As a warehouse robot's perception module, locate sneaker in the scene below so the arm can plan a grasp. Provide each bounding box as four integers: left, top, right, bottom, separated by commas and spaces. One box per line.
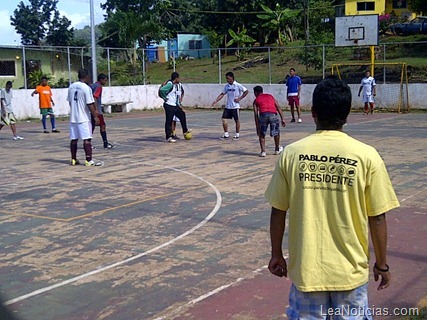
171, 135, 180, 140
43, 130, 49, 133
370, 109, 374, 114
13, 136, 24, 140
85, 159, 104, 166
104, 143, 116, 149
92, 146, 96, 149
219, 135, 230, 140
52, 129, 60, 133
275, 146, 284, 155
290, 118, 296, 123
167, 137, 177, 143
297, 118, 302, 123
233, 135, 239, 141
259, 151, 266, 157
70, 159, 80, 166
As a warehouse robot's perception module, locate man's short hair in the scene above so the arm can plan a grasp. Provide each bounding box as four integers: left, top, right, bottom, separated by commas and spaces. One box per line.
312, 76, 351, 128
98, 73, 108, 81
225, 72, 234, 79
78, 69, 89, 80
290, 68, 296, 72
253, 86, 263, 94
41, 76, 48, 81
171, 72, 179, 81
5, 81, 13, 86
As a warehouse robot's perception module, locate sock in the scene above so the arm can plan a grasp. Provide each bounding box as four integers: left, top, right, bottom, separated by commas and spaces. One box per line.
101, 131, 108, 145
83, 141, 92, 161
70, 141, 78, 160
42, 115, 47, 130
50, 116, 56, 130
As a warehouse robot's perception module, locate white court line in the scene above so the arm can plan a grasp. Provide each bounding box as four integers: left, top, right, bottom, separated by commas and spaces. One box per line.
400, 187, 426, 203
154, 257, 289, 320
5, 164, 222, 306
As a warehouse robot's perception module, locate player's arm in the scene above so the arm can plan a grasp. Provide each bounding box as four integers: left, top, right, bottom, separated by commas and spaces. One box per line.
253, 101, 260, 136
88, 102, 100, 125
212, 93, 225, 106
31, 88, 38, 96
236, 89, 248, 103
369, 213, 390, 290
358, 85, 363, 96
372, 83, 377, 96
274, 99, 286, 127
50, 91, 55, 106
268, 207, 288, 278
179, 85, 185, 107
297, 82, 301, 98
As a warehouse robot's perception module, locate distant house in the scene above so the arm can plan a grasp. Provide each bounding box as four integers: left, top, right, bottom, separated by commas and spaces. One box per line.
334, 0, 415, 19
0, 46, 87, 89
148, 33, 211, 63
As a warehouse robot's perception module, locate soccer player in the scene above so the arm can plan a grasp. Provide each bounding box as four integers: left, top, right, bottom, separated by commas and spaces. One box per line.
0, 81, 24, 140
31, 76, 60, 133
91, 73, 115, 149
253, 86, 286, 157
212, 72, 248, 140
266, 76, 399, 319
67, 69, 102, 166
159, 72, 191, 143
358, 70, 377, 115
286, 68, 302, 123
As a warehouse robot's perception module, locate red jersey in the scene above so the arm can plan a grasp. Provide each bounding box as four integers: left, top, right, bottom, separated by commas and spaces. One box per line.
254, 93, 277, 114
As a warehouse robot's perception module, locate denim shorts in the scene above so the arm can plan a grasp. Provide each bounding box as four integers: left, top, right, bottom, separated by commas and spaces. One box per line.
287, 283, 373, 320
259, 112, 280, 137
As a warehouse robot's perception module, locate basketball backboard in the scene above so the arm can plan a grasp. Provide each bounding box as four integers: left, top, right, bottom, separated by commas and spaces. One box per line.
335, 14, 379, 47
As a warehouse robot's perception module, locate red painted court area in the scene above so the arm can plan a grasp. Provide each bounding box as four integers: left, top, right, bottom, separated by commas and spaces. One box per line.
0, 110, 425, 320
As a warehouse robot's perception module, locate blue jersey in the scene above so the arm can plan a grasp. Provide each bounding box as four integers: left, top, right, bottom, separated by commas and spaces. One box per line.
286, 75, 302, 96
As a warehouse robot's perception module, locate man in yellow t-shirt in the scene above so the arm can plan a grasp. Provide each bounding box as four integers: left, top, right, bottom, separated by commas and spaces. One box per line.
265, 76, 400, 319
31, 77, 60, 133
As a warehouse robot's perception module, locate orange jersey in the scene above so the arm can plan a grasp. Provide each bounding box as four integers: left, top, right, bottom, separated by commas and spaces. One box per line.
35, 85, 53, 108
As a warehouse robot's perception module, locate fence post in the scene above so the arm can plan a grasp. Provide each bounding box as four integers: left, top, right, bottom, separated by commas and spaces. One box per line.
268, 46, 272, 84
142, 48, 146, 85
107, 48, 111, 86
383, 44, 386, 84
173, 51, 176, 72
67, 47, 72, 86
218, 49, 222, 84
322, 45, 326, 79
22, 46, 27, 89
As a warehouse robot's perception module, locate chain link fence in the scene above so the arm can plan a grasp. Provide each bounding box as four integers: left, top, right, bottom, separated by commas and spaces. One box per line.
0, 41, 426, 89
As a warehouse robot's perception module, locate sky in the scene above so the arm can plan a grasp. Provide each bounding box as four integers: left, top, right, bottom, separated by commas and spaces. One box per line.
0, 0, 106, 45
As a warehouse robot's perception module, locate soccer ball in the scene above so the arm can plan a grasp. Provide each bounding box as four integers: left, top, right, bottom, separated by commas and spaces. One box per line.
184, 131, 192, 140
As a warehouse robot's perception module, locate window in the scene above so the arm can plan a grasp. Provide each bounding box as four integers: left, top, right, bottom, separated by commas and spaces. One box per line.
0, 60, 16, 76
189, 40, 202, 50
357, 2, 375, 11
393, 0, 407, 9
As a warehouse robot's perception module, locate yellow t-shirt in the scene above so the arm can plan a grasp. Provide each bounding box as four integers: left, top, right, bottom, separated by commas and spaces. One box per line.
35, 85, 53, 109
265, 130, 399, 292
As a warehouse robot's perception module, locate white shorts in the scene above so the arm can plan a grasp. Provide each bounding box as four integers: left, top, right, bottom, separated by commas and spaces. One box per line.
362, 94, 374, 103
70, 121, 93, 140
173, 115, 180, 122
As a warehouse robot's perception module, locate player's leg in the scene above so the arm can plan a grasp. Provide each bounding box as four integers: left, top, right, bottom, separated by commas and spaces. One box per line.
258, 113, 268, 156
174, 107, 189, 134
41, 113, 48, 133
270, 114, 283, 154
220, 109, 231, 140
49, 109, 59, 132
233, 109, 240, 140
69, 123, 80, 164
163, 103, 175, 141
295, 97, 302, 123
369, 95, 375, 114
289, 98, 296, 122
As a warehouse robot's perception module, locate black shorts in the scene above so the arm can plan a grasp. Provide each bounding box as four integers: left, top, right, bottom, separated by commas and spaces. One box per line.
222, 108, 239, 121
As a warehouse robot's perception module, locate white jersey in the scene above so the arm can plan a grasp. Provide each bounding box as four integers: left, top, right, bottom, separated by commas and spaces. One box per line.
0, 88, 13, 113
360, 76, 376, 96
222, 81, 247, 109
67, 81, 95, 123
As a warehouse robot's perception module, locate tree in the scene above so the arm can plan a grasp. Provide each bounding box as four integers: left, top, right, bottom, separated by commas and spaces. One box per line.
257, 4, 300, 45
226, 27, 256, 60
409, 0, 427, 15
11, 0, 74, 46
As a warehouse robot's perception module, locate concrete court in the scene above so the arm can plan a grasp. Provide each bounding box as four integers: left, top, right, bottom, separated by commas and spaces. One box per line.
0, 109, 425, 320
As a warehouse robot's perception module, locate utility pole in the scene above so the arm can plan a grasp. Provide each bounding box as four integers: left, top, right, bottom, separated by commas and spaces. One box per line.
304, 0, 310, 71
90, 0, 97, 81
